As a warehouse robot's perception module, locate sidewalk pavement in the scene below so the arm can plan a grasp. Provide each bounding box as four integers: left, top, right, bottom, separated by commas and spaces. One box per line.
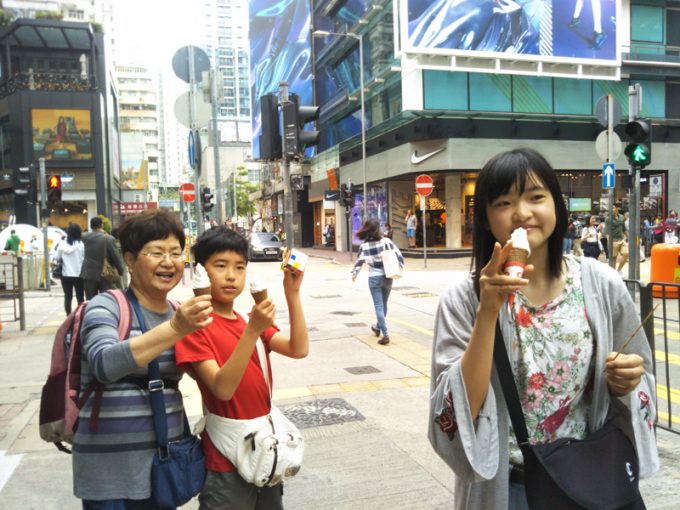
0, 253, 677, 509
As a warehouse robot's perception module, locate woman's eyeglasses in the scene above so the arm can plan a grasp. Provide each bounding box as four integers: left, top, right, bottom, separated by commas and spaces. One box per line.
141, 251, 184, 262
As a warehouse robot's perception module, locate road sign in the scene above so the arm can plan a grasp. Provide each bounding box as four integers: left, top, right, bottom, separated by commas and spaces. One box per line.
179, 183, 196, 202
174, 91, 211, 129
187, 130, 201, 171
324, 190, 340, 201
595, 130, 622, 161
602, 163, 616, 189
172, 45, 210, 83
649, 175, 662, 196
415, 174, 434, 197
595, 95, 622, 128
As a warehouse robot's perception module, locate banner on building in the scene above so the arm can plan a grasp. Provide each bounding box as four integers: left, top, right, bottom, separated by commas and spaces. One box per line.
31, 109, 93, 161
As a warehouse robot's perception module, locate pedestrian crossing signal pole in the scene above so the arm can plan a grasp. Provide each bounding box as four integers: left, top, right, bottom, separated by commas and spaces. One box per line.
39, 157, 50, 291
280, 81, 294, 250
626, 84, 644, 284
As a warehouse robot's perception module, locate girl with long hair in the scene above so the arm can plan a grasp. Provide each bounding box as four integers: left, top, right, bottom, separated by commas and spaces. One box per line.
428, 148, 658, 509
55, 223, 85, 315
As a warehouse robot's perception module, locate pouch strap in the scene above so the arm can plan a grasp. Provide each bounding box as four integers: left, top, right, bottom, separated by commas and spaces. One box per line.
492, 321, 531, 447
126, 288, 168, 450
255, 339, 272, 402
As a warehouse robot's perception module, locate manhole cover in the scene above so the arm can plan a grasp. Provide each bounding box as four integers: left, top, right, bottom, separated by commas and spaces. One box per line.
280, 398, 365, 429
310, 294, 342, 299
344, 365, 381, 375
344, 322, 367, 328
404, 291, 437, 298
330, 311, 359, 316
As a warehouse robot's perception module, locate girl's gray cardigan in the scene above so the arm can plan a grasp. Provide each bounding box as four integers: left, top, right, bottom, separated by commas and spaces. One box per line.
428, 256, 659, 509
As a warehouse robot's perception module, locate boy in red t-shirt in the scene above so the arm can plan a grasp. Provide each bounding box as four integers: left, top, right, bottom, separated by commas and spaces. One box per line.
175, 227, 309, 509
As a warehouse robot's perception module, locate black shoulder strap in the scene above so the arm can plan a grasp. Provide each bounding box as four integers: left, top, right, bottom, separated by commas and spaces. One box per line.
492, 322, 530, 447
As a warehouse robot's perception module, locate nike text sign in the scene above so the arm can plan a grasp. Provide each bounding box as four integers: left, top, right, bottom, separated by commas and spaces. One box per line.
416, 174, 434, 197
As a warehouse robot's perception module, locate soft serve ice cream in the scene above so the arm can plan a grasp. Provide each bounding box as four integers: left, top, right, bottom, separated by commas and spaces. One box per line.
192, 263, 212, 296
250, 276, 268, 304
503, 227, 531, 278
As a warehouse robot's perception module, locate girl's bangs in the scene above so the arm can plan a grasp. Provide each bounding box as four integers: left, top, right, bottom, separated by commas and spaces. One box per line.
484, 157, 543, 202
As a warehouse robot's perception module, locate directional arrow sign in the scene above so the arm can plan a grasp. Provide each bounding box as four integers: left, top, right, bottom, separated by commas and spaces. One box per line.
602, 162, 616, 189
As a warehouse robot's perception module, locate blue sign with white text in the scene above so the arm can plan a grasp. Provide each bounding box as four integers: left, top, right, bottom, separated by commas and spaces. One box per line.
602, 162, 616, 189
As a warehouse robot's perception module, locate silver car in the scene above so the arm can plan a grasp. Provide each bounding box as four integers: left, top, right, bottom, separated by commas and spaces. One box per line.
247, 232, 284, 261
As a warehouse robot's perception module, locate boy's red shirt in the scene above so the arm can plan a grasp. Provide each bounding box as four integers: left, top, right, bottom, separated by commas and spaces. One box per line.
175, 311, 279, 472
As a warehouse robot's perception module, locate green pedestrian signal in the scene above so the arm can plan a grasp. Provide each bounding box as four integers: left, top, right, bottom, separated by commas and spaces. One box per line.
624, 118, 651, 168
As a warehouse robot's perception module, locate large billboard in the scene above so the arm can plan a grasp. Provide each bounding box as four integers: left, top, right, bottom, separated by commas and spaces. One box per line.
249, 0, 313, 160
31, 109, 93, 160
402, 0, 619, 65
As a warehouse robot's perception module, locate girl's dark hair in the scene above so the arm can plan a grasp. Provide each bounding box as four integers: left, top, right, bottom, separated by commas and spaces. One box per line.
356, 219, 382, 242
472, 148, 567, 295
66, 223, 82, 245
118, 210, 185, 255
192, 226, 248, 264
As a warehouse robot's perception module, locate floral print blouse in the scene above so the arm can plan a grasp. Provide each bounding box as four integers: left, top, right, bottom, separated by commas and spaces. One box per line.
508, 255, 595, 465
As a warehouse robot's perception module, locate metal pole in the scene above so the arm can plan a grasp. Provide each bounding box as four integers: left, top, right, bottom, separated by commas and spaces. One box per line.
210, 69, 224, 225
357, 34, 367, 221
188, 47, 203, 238
421, 196, 427, 268
17, 256, 25, 331
280, 81, 294, 249
39, 158, 49, 290
233, 168, 237, 224
628, 85, 641, 283
606, 94, 614, 268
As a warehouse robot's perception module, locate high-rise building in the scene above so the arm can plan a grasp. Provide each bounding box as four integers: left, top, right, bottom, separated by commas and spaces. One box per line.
115, 64, 159, 202
2, 0, 102, 23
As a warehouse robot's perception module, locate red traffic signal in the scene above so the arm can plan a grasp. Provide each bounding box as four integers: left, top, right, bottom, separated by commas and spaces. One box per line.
47, 174, 62, 205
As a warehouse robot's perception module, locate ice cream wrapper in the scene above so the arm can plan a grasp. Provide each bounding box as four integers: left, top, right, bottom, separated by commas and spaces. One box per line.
503, 247, 529, 278
280, 248, 308, 274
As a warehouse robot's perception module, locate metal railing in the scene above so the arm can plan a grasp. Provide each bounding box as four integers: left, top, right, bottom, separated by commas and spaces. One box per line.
625, 279, 680, 435
0, 255, 25, 330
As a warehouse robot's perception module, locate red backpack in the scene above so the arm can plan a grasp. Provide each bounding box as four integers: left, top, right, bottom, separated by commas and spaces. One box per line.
39, 289, 132, 453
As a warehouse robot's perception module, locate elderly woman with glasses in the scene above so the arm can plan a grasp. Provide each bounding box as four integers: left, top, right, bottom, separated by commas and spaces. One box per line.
73, 210, 213, 509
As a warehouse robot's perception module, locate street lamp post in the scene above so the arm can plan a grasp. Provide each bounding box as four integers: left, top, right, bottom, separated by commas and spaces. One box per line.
312, 30, 367, 221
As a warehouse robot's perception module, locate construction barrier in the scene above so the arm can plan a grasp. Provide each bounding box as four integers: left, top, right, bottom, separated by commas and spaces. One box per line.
650, 243, 680, 298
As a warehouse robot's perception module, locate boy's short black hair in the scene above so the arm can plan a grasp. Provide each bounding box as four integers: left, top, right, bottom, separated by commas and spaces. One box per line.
192, 226, 248, 265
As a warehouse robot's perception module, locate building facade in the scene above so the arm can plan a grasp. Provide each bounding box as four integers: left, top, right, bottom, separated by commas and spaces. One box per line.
306, 0, 680, 251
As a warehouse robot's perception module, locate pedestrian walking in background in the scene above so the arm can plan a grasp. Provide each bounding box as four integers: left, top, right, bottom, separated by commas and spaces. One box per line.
571, 215, 583, 256
428, 148, 658, 509
3, 229, 20, 254
54, 223, 85, 315
605, 205, 628, 274
351, 219, 404, 345
642, 216, 653, 256
581, 214, 601, 259
73, 209, 213, 506
664, 210, 679, 244
80, 216, 125, 299
405, 209, 417, 248
563, 219, 575, 254
598, 217, 609, 260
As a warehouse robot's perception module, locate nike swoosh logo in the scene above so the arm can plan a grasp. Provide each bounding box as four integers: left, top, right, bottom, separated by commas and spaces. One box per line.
411, 147, 445, 165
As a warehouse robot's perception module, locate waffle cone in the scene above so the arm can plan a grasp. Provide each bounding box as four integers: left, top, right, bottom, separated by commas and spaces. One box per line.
507, 247, 529, 265
252, 290, 268, 304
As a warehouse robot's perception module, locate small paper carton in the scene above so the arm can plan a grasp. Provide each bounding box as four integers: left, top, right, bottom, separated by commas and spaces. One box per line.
280, 248, 308, 274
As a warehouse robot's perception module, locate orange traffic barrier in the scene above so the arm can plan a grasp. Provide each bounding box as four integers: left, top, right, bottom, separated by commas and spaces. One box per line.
650, 243, 680, 298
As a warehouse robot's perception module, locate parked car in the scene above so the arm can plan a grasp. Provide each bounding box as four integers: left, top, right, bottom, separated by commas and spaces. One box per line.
247, 232, 284, 261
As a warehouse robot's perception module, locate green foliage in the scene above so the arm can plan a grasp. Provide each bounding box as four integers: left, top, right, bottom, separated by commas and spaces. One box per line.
0, 9, 15, 26
98, 214, 112, 234
90, 21, 103, 33
226, 166, 258, 217
35, 11, 63, 20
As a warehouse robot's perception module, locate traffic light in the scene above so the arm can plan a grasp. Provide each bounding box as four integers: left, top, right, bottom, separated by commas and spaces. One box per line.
201, 187, 214, 212
14, 165, 37, 202
340, 183, 353, 208
259, 93, 282, 160
624, 118, 652, 168
47, 174, 62, 205
282, 93, 319, 158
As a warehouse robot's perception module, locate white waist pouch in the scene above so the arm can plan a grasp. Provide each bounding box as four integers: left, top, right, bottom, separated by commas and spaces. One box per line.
194, 340, 304, 487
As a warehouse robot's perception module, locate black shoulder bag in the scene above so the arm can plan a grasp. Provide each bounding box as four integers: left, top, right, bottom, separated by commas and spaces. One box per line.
127, 289, 206, 508
493, 322, 644, 510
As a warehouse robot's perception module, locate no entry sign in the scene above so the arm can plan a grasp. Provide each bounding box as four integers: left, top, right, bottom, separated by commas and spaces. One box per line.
179, 182, 196, 202
415, 174, 434, 197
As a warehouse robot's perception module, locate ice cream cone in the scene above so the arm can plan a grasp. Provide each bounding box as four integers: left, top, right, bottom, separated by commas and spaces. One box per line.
252, 289, 268, 304
504, 247, 529, 278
